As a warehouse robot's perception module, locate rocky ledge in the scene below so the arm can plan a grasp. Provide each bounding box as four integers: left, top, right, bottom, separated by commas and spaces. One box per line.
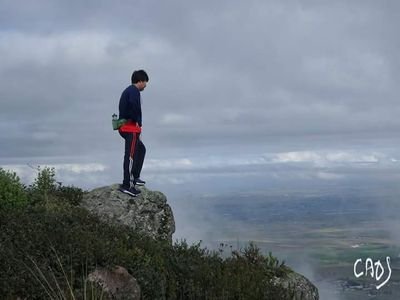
273, 272, 319, 300
81, 184, 175, 242
81, 184, 318, 299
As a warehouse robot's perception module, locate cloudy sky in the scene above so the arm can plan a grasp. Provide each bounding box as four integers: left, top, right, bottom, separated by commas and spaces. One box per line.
1, 0, 400, 194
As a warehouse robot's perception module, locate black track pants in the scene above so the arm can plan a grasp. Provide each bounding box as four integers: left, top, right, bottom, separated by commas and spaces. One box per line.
120, 131, 146, 187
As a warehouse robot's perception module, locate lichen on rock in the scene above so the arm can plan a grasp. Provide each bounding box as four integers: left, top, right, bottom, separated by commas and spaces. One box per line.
81, 184, 175, 242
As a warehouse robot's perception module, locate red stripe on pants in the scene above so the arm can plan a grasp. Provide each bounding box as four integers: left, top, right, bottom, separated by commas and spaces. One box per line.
130, 133, 137, 159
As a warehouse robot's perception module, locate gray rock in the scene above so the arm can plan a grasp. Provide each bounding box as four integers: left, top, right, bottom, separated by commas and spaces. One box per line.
81, 184, 175, 242
271, 272, 319, 300
88, 266, 140, 300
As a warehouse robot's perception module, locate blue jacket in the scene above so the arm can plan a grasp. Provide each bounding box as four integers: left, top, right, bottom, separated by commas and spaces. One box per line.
118, 85, 142, 127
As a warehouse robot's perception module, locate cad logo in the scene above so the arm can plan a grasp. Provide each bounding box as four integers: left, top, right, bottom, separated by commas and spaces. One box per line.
353, 257, 391, 290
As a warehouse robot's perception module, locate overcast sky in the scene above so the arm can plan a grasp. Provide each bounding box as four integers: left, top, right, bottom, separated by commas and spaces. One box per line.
3, 4, 399, 297
1, 0, 400, 193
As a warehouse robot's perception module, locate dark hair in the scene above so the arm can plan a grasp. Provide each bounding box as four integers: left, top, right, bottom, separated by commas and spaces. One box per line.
131, 70, 149, 84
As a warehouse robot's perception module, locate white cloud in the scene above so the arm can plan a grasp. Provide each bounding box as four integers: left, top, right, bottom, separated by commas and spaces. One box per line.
0, 30, 173, 72
316, 172, 343, 180
0, 31, 113, 67
272, 151, 322, 163
325, 152, 379, 163
1, 163, 107, 186
52, 163, 107, 173
145, 158, 193, 171
160, 113, 191, 125
271, 150, 381, 165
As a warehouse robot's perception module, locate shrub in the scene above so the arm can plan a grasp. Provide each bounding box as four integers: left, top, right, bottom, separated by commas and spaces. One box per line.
0, 206, 124, 299
28, 166, 57, 206
55, 185, 85, 206
0, 167, 28, 210
0, 169, 292, 299
27, 166, 84, 207
0, 205, 291, 299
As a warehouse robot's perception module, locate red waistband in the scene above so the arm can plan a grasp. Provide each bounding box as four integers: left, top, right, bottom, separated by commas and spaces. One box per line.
119, 121, 141, 133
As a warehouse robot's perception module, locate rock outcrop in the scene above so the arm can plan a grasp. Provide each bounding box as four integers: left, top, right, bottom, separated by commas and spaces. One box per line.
81, 184, 175, 242
88, 266, 141, 300
81, 184, 318, 299
272, 272, 319, 300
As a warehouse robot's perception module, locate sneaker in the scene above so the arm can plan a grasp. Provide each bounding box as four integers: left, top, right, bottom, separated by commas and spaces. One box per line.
119, 185, 141, 197
133, 178, 146, 186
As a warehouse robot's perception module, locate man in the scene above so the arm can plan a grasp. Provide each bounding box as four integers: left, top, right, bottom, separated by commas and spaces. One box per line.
118, 70, 149, 197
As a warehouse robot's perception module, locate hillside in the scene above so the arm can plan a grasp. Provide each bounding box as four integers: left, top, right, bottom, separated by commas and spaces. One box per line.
0, 167, 319, 299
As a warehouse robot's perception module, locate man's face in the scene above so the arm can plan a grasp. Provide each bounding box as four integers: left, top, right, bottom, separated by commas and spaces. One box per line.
138, 81, 147, 91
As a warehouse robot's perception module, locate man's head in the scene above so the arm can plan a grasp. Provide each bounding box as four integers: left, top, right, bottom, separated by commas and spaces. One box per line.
131, 70, 149, 91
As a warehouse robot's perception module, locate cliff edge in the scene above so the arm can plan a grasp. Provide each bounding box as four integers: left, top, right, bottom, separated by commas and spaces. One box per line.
81, 184, 318, 300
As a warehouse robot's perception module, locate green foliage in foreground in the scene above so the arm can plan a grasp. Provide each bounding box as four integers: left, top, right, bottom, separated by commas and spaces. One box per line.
0, 168, 28, 210
27, 166, 84, 207
0, 166, 83, 211
0, 168, 292, 299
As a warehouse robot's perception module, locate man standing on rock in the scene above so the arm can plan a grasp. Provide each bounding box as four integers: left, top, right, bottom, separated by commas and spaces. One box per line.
118, 70, 149, 197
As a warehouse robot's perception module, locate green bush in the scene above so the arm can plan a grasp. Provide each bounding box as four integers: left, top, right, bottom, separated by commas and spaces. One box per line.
27, 166, 57, 206
55, 185, 85, 206
0, 204, 291, 299
0, 168, 28, 210
0, 167, 292, 299
0, 206, 124, 299
27, 166, 84, 207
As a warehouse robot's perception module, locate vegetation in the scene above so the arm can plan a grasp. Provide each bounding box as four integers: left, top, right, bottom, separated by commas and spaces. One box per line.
0, 167, 292, 299
0, 168, 28, 210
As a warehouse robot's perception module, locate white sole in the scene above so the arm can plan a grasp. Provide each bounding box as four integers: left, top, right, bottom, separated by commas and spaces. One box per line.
119, 189, 137, 197
131, 181, 145, 186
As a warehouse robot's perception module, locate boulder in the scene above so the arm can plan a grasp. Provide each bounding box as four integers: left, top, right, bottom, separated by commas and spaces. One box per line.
271, 272, 319, 300
88, 266, 140, 300
81, 184, 175, 242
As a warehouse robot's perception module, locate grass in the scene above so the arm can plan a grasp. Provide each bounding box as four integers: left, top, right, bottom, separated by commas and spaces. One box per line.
22, 246, 106, 300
